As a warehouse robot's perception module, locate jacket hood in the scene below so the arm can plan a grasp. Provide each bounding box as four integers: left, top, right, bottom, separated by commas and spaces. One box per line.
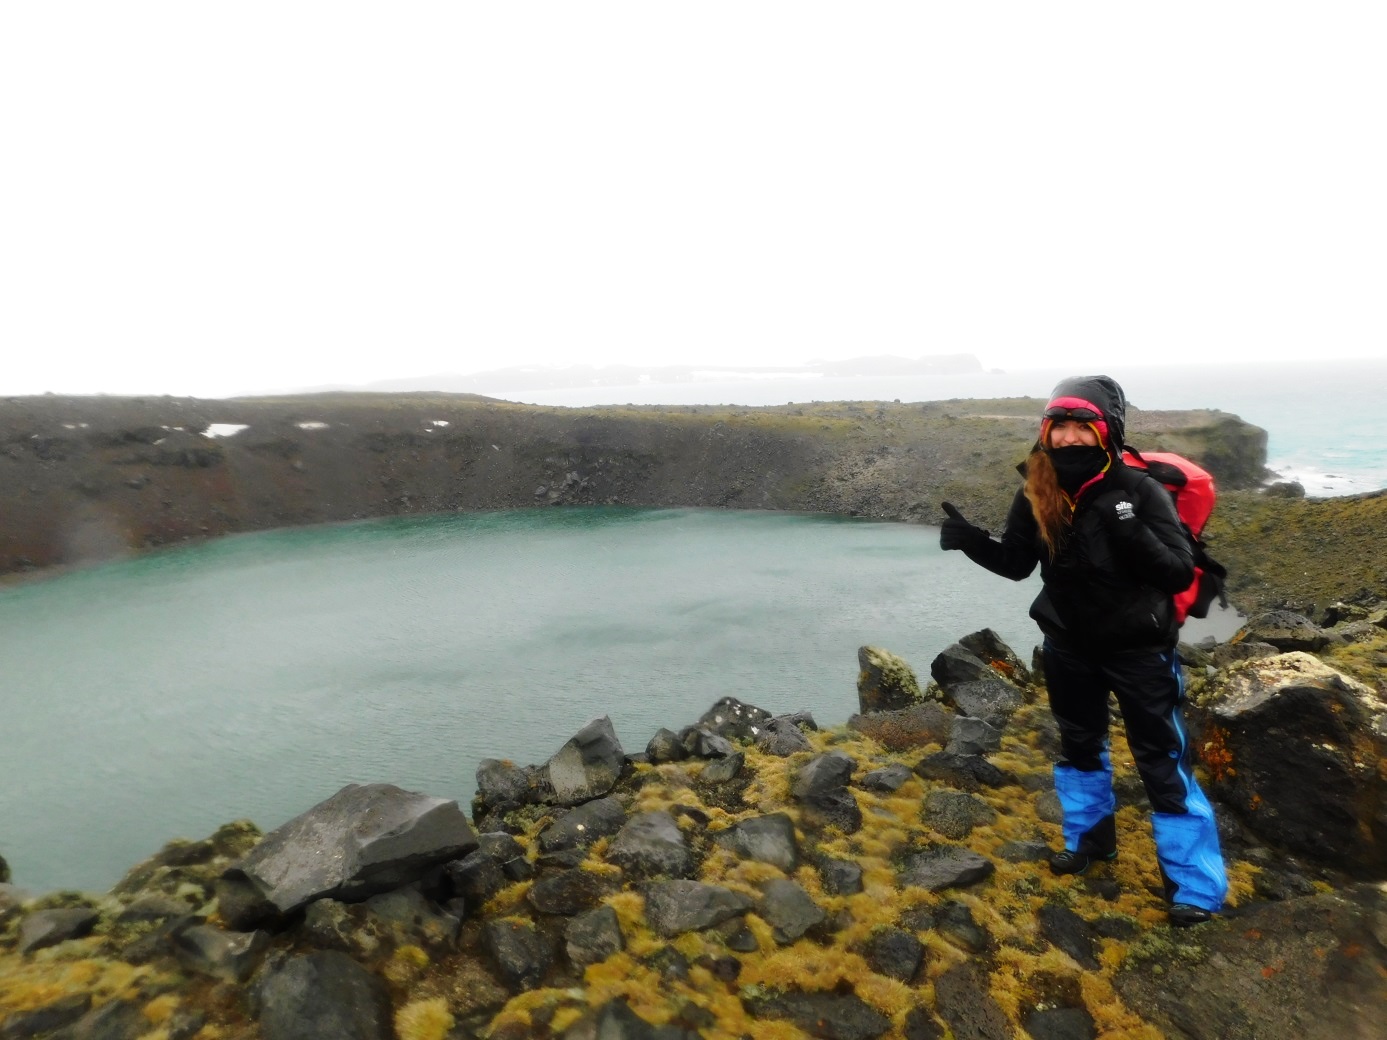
1043, 374, 1127, 453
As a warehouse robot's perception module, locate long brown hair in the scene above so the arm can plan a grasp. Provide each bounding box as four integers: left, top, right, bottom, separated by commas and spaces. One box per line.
1024, 447, 1069, 560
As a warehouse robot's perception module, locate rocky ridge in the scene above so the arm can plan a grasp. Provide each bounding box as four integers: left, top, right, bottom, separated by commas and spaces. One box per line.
2, 609, 1384, 1040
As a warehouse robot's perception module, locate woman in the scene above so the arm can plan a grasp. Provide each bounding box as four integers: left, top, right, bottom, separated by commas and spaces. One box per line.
939, 374, 1227, 927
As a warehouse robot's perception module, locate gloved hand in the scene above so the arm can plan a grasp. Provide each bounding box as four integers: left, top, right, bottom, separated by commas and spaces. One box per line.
940, 502, 990, 551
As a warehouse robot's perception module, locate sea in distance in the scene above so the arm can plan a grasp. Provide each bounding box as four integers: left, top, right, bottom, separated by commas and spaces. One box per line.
1, 357, 1374, 894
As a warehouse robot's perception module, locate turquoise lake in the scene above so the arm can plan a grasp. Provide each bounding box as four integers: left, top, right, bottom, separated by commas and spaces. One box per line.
0, 507, 1238, 894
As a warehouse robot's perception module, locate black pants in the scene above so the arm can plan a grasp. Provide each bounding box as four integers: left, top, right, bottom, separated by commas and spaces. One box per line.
1043, 639, 1191, 813
1042, 638, 1228, 910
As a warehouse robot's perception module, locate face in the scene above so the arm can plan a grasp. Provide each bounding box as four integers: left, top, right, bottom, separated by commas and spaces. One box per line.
1047, 419, 1100, 448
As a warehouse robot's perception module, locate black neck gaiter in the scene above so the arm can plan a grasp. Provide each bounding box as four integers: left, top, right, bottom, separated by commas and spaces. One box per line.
1048, 445, 1109, 495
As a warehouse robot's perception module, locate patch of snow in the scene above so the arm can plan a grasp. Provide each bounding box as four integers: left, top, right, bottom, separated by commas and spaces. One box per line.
296, 421, 329, 430
203, 424, 249, 438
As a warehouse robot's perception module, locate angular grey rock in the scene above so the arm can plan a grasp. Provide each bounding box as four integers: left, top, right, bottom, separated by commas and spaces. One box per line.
18, 907, 100, 955
256, 951, 393, 1040
362, 888, 460, 950
936, 900, 990, 953
475, 758, 536, 808
713, 813, 799, 871
0, 994, 92, 1038
699, 750, 745, 784
743, 990, 892, 1040
478, 832, 534, 881
864, 926, 925, 983
898, 847, 995, 892
913, 751, 1012, 791
678, 725, 736, 759
792, 751, 863, 834
645, 728, 687, 764
527, 868, 617, 916
607, 811, 695, 880
946, 716, 1002, 756
755, 716, 813, 756
538, 795, 628, 853
1023, 1007, 1097, 1040
922, 789, 998, 840
482, 918, 554, 991
218, 783, 478, 929
565, 904, 625, 967
1035, 788, 1064, 824
169, 922, 272, 983
697, 696, 774, 742
542, 716, 626, 806
930, 642, 1002, 689
957, 628, 1032, 687
757, 878, 826, 944
817, 857, 865, 895
1037, 903, 1099, 971
643, 880, 753, 937
857, 645, 924, 713
934, 961, 1012, 1040
941, 679, 1025, 729
444, 849, 507, 911
297, 899, 378, 959
1239, 610, 1333, 652
998, 840, 1051, 863
45, 1000, 144, 1040
860, 763, 914, 792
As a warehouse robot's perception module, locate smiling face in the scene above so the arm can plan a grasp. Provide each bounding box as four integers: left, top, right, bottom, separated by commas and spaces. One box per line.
1047, 418, 1101, 448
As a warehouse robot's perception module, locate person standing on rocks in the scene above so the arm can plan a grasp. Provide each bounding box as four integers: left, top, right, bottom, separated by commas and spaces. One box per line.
937, 374, 1227, 927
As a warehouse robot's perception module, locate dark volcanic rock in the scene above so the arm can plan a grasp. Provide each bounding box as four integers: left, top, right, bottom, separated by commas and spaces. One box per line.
956, 628, 1032, 687
857, 645, 924, 713
643, 880, 753, 938
255, 951, 393, 1040
1037, 903, 1100, 971
696, 696, 774, 742
482, 918, 555, 991
756, 879, 825, 944
743, 990, 892, 1040
940, 679, 1024, 729
945, 716, 1002, 756
863, 927, 925, 983
847, 702, 953, 751
645, 728, 687, 764
897, 847, 994, 892
712, 813, 800, 871
18, 907, 100, 955
913, 751, 1012, 791
921, 789, 998, 840
564, 905, 625, 968
540, 716, 626, 806
537, 795, 628, 854
1237, 610, 1333, 652
1193, 652, 1387, 874
527, 868, 618, 916
755, 716, 814, 756
792, 751, 863, 833
859, 763, 914, 792
606, 811, 695, 880
217, 783, 478, 929
169, 922, 272, 983
0, 995, 92, 1038
1114, 884, 1387, 1040
933, 961, 1012, 1040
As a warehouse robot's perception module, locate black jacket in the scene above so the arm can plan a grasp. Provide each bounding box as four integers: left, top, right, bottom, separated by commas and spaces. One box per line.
963, 461, 1195, 653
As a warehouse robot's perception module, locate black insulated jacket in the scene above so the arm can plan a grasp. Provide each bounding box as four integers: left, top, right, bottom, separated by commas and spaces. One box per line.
962, 461, 1195, 654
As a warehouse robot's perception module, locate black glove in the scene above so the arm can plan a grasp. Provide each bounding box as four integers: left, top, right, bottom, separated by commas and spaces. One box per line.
940, 501, 989, 551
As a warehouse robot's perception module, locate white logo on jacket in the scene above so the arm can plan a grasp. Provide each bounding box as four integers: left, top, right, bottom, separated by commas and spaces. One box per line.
1114, 500, 1135, 520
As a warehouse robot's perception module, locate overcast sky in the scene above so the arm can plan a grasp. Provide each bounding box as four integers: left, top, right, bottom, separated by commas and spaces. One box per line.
3, 3, 1383, 399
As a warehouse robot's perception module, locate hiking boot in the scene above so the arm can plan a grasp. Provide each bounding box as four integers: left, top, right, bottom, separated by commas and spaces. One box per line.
1168, 904, 1213, 928
1048, 849, 1116, 875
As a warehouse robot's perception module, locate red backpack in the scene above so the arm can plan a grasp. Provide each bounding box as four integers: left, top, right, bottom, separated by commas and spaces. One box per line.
1122, 449, 1228, 625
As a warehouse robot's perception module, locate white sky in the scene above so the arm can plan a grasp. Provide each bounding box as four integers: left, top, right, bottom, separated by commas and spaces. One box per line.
2, 3, 1383, 399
